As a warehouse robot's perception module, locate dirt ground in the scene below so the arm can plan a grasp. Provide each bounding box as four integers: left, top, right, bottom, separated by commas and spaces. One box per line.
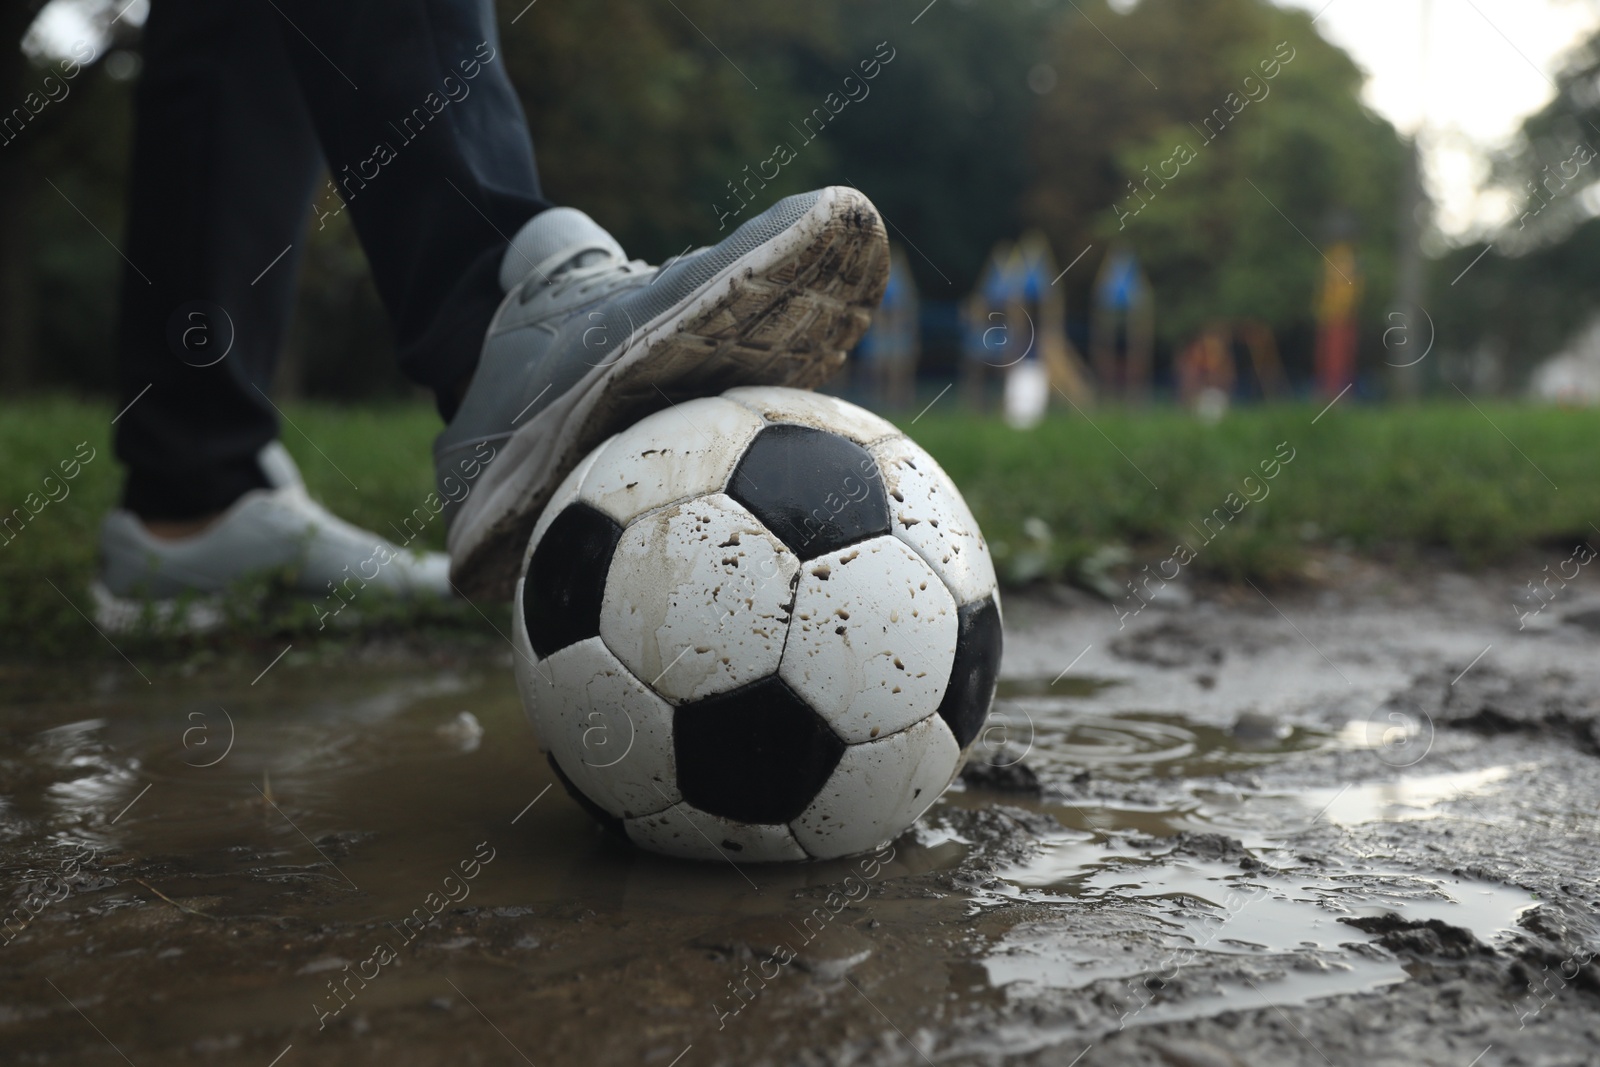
2, 555, 1598, 1066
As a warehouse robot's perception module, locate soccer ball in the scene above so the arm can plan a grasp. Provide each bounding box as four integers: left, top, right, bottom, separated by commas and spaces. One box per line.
511, 386, 1002, 862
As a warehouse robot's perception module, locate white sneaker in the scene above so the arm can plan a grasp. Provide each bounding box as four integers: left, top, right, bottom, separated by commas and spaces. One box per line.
94, 442, 451, 632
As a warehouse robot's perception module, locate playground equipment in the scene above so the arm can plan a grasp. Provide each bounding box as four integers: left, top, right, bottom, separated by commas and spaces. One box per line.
1089, 245, 1154, 402
1175, 319, 1289, 415
960, 232, 1094, 415
1313, 241, 1362, 398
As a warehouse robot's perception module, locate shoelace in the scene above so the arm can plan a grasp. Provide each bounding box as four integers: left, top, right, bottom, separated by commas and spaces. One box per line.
518, 245, 712, 306
520, 257, 654, 305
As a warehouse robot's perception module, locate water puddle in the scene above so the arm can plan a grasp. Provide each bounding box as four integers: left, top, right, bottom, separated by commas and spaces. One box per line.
979, 846, 1537, 1034
956, 680, 1540, 1039
983, 682, 1328, 788
0, 660, 1547, 1061
1298, 765, 1514, 826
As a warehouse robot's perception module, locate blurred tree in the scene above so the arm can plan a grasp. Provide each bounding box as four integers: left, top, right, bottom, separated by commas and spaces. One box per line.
798, 0, 1057, 300
8, 0, 1406, 398
1432, 21, 1600, 383
5, 4, 139, 396
1493, 27, 1600, 251
0, 0, 42, 389
1027, 0, 1406, 377
1433, 222, 1600, 388
499, 0, 844, 261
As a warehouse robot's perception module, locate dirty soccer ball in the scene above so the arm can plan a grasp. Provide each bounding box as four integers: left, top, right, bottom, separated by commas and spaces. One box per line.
510, 386, 1003, 861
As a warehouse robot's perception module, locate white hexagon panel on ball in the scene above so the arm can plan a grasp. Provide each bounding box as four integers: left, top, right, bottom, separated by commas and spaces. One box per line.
600, 493, 799, 704
624, 804, 808, 862
533, 636, 679, 819
867, 434, 997, 608
780, 534, 958, 744
791, 713, 961, 859
578, 396, 764, 526
722, 385, 901, 448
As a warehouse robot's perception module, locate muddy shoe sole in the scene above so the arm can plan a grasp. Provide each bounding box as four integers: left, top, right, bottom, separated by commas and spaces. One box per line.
448, 187, 891, 602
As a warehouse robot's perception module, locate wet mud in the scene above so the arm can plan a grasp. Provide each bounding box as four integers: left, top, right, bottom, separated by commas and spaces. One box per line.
3, 561, 1599, 1065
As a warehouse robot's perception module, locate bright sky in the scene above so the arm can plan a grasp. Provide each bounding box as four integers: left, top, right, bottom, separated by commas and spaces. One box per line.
1278, 0, 1600, 239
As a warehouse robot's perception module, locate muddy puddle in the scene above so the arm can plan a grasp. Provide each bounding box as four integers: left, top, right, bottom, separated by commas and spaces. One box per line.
946, 684, 1542, 1053
2, 591, 1596, 1066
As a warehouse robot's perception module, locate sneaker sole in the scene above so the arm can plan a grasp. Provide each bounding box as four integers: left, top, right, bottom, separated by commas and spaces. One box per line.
448, 186, 891, 601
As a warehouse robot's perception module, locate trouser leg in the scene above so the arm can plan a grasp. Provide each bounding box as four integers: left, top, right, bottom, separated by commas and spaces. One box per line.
116, 0, 549, 520
114, 0, 324, 520
269, 0, 548, 410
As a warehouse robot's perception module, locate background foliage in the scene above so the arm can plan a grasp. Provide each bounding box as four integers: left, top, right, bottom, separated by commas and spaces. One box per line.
2, 0, 1598, 394
0, 0, 1421, 397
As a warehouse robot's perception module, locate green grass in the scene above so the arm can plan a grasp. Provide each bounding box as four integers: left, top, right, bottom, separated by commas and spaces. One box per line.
3, 397, 1595, 663
911, 402, 1598, 585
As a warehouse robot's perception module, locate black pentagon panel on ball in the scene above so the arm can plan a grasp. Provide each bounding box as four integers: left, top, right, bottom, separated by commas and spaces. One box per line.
523, 502, 624, 658
728, 423, 891, 561
546, 753, 629, 841
936, 596, 1004, 749
674, 676, 846, 824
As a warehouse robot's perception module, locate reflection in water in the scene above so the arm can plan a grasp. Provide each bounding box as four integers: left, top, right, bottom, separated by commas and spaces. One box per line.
1299, 765, 1514, 826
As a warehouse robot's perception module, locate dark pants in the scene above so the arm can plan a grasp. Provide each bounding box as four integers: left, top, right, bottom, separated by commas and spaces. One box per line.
114, 0, 551, 519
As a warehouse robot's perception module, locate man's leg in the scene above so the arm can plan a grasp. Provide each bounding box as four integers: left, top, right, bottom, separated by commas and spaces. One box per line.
101, 0, 458, 618
113, 0, 323, 521
267, 0, 550, 415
